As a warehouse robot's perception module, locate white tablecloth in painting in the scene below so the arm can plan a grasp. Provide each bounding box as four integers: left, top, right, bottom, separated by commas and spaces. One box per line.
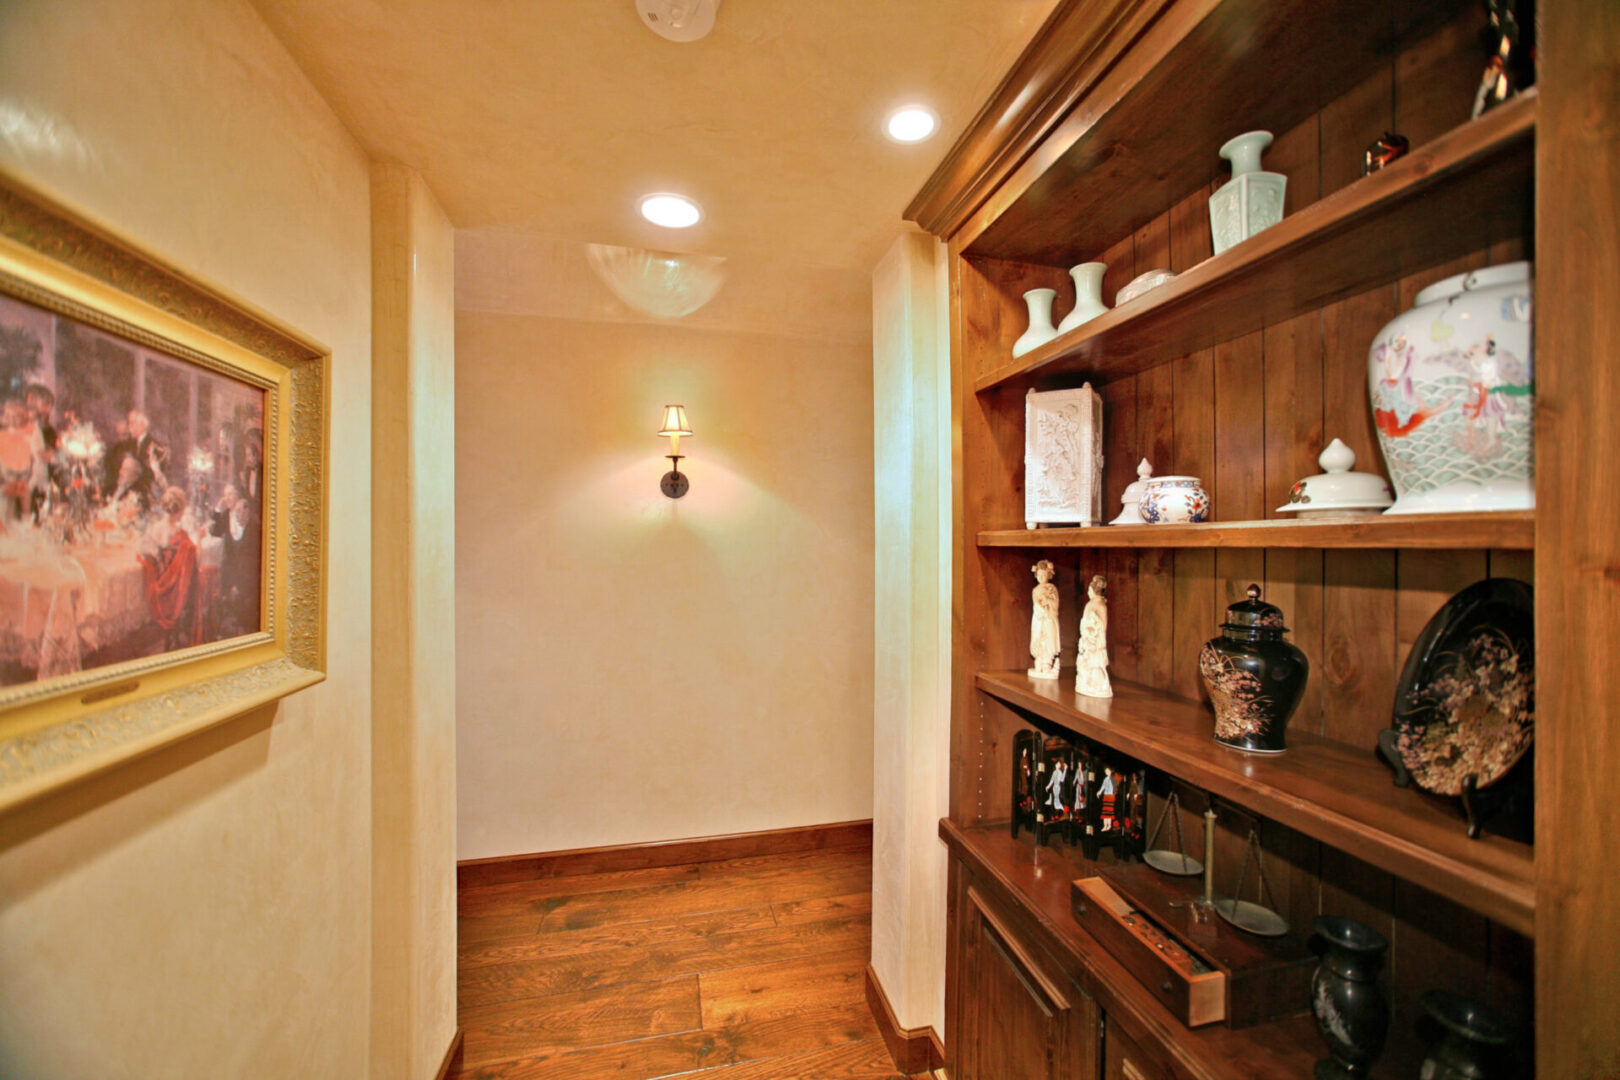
0, 533, 222, 680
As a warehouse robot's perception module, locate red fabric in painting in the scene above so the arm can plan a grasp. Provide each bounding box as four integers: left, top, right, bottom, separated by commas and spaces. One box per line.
139, 529, 203, 646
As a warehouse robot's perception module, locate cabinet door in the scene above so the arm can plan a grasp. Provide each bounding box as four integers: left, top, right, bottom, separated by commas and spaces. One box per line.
1102, 1015, 1172, 1080
956, 885, 1101, 1080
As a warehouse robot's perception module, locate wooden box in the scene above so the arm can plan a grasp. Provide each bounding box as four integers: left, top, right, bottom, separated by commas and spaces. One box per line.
1071, 863, 1315, 1029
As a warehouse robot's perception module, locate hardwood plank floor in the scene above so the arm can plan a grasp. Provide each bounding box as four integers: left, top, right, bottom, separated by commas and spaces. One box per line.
449, 843, 909, 1080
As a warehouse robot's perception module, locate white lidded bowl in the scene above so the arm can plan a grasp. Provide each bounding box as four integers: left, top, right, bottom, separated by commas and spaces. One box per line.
1277, 439, 1394, 518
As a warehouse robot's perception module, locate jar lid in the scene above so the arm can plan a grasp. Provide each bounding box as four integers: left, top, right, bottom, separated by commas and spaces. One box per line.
1223, 584, 1288, 631
1412, 260, 1531, 307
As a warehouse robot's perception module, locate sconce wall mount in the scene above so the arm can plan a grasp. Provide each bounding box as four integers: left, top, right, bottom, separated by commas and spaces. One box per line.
658, 404, 693, 498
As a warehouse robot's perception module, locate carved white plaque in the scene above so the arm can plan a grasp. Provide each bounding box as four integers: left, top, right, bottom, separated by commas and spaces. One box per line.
1024, 384, 1104, 527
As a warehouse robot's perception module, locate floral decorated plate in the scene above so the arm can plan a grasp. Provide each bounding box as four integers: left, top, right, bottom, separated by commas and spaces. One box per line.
1393, 578, 1533, 796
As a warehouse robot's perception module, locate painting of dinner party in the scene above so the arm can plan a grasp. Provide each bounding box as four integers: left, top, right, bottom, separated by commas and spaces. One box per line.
0, 290, 267, 690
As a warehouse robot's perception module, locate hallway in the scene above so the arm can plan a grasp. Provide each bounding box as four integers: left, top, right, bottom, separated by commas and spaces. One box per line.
450, 838, 906, 1079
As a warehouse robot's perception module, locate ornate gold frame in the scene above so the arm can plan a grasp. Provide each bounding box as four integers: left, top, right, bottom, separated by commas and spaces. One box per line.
0, 176, 327, 811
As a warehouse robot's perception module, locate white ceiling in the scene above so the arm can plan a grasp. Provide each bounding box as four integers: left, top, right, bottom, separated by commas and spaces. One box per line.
251, 0, 1059, 338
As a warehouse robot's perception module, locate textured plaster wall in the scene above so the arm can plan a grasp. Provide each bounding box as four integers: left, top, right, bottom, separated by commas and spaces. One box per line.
0, 0, 376, 1075
869, 231, 951, 1035
454, 294, 875, 858
370, 165, 457, 1079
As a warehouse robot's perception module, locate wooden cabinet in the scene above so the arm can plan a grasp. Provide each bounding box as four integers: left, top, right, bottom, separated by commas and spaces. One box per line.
907, 0, 1620, 1076
955, 884, 1101, 1080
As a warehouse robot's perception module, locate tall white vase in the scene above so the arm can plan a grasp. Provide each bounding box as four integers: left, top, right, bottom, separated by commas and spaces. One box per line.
1209, 131, 1286, 255
1013, 288, 1058, 358
1057, 262, 1110, 334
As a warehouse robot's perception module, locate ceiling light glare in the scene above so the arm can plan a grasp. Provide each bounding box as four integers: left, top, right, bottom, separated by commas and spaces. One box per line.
885, 105, 938, 143
639, 193, 703, 228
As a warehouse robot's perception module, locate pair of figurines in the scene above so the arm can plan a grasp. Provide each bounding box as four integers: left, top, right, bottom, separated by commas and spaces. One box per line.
1029, 560, 1112, 698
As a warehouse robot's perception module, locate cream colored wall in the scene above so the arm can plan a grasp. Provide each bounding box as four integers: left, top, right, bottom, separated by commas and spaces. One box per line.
0, 0, 376, 1076
370, 165, 457, 1079
455, 285, 875, 858
870, 230, 952, 1037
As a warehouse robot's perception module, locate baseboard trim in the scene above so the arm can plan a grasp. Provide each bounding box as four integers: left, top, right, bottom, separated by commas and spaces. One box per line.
865, 964, 945, 1076
457, 820, 873, 889
433, 1028, 463, 1080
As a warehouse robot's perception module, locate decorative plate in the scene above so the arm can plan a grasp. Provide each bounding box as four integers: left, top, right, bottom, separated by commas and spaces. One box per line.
1393, 578, 1533, 796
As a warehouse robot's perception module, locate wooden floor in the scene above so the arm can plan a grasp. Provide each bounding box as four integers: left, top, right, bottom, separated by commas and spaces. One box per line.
449, 842, 910, 1080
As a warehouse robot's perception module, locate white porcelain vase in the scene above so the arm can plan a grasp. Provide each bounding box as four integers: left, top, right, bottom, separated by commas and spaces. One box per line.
1013, 288, 1058, 358
1367, 261, 1534, 514
1057, 262, 1109, 334
1209, 131, 1286, 255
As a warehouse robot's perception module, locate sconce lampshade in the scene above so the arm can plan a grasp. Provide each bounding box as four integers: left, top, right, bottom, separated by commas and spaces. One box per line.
657, 405, 693, 438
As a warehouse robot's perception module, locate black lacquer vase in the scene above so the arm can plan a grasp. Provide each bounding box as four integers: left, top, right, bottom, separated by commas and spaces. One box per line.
1310, 916, 1389, 1079
1418, 990, 1516, 1079
1199, 584, 1309, 752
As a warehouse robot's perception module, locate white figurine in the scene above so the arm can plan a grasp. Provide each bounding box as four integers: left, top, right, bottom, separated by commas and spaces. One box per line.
1110, 458, 1154, 525
1075, 575, 1113, 698
1028, 559, 1061, 680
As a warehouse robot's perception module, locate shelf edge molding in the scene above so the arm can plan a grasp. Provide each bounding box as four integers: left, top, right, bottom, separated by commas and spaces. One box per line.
978, 511, 1535, 550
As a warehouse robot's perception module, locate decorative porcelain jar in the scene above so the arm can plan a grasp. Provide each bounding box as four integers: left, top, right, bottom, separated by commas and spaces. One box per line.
1416, 991, 1515, 1080
1310, 916, 1390, 1080
1057, 262, 1109, 334
1139, 475, 1209, 524
1367, 261, 1533, 513
1199, 585, 1309, 753
1013, 287, 1058, 358
1209, 131, 1286, 255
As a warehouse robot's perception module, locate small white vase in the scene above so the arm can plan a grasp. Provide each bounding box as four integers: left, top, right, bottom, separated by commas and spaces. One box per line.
1209, 131, 1286, 255
1057, 262, 1109, 334
1013, 288, 1058, 358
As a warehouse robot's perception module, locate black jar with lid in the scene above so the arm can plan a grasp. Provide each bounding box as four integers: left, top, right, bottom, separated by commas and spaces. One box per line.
1198, 584, 1309, 753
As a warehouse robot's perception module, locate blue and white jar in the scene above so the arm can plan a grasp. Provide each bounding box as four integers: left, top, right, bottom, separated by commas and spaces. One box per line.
1140, 476, 1210, 524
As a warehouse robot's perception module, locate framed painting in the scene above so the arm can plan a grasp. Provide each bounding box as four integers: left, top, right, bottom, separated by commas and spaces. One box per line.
0, 176, 327, 810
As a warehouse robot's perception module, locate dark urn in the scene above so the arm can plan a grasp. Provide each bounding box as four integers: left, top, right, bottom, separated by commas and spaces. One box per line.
1199, 584, 1309, 753
1417, 991, 1516, 1079
1310, 916, 1389, 1079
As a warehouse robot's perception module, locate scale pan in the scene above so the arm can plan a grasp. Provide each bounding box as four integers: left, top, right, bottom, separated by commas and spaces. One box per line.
1143, 850, 1204, 876
1214, 897, 1289, 937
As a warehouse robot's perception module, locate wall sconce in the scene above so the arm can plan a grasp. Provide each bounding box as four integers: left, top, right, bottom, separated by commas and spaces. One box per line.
657, 404, 693, 498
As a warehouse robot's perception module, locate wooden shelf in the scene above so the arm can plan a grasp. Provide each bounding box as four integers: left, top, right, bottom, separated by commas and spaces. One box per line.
941, 819, 1385, 1080
978, 511, 1534, 550
954, 0, 1478, 262
975, 670, 1536, 936
972, 93, 1537, 394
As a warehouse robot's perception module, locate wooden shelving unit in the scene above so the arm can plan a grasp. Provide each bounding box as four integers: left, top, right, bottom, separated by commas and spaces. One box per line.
971, 92, 1536, 393
976, 670, 1535, 935
894, 0, 1616, 1072
979, 511, 1534, 550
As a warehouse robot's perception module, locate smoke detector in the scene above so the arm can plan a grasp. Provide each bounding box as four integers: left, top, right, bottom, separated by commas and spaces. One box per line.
635, 0, 720, 42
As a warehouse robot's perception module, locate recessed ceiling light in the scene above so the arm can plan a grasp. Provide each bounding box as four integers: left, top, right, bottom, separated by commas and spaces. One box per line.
885, 105, 938, 143
639, 193, 703, 228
